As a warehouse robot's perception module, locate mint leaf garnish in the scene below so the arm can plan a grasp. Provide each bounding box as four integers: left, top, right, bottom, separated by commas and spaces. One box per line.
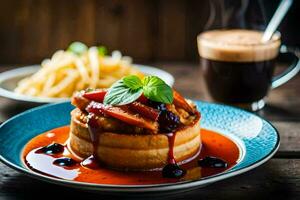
142, 76, 173, 104
104, 80, 143, 105
123, 75, 143, 90
103, 75, 173, 105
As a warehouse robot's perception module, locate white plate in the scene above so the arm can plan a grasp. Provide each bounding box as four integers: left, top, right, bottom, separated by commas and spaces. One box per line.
0, 64, 174, 105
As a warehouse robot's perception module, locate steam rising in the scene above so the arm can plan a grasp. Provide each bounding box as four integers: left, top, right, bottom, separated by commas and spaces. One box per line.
204, 0, 267, 30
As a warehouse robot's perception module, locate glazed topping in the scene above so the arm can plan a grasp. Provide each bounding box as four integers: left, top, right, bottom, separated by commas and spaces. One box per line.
198, 156, 228, 168
71, 75, 196, 133
127, 102, 160, 121
82, 98, 184, 133
35, 143, 64, 155
86, 101, 158, 131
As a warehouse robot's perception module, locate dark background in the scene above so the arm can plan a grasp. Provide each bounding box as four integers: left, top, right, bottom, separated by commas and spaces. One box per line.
0, 0, 299, 64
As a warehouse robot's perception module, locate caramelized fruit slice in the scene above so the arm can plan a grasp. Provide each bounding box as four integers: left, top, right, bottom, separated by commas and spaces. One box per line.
83, 90, 107, 103
173, 90, 194, 113
83, 90, 159, 121
128, 102, 159, 121
72, 92, 91, 110
136, 94, 148, 104
86, 102, 158, 131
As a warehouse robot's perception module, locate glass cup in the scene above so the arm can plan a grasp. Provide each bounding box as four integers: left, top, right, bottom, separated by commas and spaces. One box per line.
197, 29, 300, 111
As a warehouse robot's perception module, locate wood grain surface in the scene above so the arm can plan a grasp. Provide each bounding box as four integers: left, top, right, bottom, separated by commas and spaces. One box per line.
0, 0, 299, 64
0, 159, 298, 200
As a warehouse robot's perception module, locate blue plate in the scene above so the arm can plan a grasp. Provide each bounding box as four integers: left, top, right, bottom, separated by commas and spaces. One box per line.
0, 101, 279, 192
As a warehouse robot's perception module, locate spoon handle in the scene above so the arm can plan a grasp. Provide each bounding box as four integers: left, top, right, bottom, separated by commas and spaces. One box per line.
262, 0, 293, 42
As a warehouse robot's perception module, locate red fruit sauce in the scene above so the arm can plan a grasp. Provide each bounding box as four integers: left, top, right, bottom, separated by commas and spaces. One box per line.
22, 126, 240, 185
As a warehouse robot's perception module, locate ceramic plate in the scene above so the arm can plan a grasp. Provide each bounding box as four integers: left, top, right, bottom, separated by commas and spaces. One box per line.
0, 101, 279, 193
0, 65, 174, 104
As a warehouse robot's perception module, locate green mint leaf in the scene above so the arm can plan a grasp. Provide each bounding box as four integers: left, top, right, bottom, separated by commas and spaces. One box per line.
85, 88, 95, 92
123, 75, 143, 90
98, 46, 108, 56
142, 76, 173, 104
67, 42, 88, 55
104, 79, 143, 105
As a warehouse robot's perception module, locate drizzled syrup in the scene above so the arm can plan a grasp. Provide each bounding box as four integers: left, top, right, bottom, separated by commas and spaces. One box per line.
166, 133, 176, 165
81, 114, 101, 169
162, 132, 186, 178
23, 126, 239, 185
147, 100, 185, 177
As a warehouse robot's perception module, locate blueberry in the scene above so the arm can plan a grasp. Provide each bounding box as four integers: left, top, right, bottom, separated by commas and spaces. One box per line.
158, 110, 180, 132
198, 156, 228, 168
36, 143, 64, 155
162, 164, 186, 178
148, 100, 167, 111
53, 157, 77, 167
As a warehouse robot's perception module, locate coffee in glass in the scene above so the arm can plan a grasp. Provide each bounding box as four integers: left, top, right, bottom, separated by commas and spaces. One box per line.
197, 29, 284, 110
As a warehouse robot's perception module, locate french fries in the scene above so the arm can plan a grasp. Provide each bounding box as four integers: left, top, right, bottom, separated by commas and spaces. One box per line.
14, 42, 143, 98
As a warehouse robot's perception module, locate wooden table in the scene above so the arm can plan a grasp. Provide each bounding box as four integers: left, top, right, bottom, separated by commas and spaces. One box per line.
0, 64, 299, 200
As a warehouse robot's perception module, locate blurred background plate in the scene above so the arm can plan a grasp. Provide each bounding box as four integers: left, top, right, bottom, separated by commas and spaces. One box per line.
0, 64, 174, 121
0, 64, 174, 102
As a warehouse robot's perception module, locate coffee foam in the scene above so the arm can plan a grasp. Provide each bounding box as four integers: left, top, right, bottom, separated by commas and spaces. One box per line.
197, 29, 280, 62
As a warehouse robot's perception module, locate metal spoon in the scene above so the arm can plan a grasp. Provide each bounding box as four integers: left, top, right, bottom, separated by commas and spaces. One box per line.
261, 0, 293, 42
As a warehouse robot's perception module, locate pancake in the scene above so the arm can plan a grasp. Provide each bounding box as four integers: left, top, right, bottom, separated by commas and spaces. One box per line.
68, 108, 201, 171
